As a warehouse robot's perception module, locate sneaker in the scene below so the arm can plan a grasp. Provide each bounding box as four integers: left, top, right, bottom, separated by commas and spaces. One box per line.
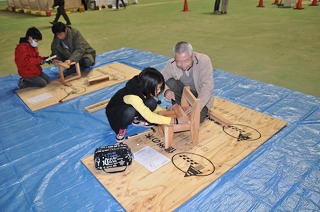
18, 78, 25, 89
49, 21, 57, 25
116, 129, 127, 142
132, 117, 155, 128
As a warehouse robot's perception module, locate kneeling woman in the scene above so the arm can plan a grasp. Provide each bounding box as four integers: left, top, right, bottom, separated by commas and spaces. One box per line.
106, 67, 189, 142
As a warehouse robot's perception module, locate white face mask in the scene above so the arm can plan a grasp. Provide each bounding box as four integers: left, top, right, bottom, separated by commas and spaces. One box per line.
30, 39, 38, 47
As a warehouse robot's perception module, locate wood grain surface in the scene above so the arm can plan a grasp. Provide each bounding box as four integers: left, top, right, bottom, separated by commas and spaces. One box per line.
16, 62, 141, 111
82, 98, 287, 211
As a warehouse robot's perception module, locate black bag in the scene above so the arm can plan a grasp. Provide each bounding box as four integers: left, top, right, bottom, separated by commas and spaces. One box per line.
94, 143, 133, 173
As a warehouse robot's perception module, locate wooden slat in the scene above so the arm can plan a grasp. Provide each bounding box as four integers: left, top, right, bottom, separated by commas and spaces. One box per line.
209, 109, 232, 127
85, 75, 110, 85
85, 99, 110, 113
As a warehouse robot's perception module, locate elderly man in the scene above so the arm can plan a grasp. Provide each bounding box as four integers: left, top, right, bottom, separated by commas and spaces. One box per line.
162, 41, 214, 123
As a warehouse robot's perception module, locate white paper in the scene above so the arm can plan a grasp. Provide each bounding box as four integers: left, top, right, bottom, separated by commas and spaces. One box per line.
27, 93, 53, 104
133, 146, 170, 172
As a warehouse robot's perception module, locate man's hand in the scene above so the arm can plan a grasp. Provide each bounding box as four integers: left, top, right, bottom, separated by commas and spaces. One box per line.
64, 60, 72, 66
164, 90, 175, 101
43, 57, 52, 64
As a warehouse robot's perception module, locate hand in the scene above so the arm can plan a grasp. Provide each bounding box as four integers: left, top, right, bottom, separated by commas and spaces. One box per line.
164, 90, 175, 101
64, 60, 72, 66
44, 57, 52, 64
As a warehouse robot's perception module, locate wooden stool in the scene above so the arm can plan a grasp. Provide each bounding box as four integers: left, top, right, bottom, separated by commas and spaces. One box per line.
57, 62, 81, 86
158, 86, 201, 149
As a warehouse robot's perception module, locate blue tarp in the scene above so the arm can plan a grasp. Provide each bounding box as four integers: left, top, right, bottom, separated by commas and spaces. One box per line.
1, 48, 319, 211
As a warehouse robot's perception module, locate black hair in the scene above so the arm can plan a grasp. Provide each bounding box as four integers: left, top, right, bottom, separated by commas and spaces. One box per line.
51, 22, 67, 35
26, 27, 42, 40
138, 67, 165, 97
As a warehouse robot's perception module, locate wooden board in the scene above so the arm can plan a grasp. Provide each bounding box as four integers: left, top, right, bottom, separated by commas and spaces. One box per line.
81, 98, 287, 211
16, 62, 141, 111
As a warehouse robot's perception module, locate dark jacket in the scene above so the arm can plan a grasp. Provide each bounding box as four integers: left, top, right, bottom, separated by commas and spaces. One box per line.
53, 0, 65, 7
51, 27, 96, 65
14, 37, 45, 78
107, 76, 146, 110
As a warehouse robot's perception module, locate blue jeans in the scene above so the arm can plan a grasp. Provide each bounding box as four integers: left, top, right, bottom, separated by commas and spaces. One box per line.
166, 78, 208, 123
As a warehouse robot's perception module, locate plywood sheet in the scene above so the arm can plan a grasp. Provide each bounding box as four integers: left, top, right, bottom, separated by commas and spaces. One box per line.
81, 98, 287, 211
16, 62, 141, 111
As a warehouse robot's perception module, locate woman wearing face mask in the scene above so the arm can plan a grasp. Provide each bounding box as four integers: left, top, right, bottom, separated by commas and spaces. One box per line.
14, 27, 51, 88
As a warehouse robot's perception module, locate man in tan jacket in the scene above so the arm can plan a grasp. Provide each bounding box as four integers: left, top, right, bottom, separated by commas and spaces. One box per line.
162, 41, 214, 123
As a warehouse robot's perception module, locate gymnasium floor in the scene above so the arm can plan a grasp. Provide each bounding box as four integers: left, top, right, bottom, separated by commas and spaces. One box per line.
1, 48, 319, 211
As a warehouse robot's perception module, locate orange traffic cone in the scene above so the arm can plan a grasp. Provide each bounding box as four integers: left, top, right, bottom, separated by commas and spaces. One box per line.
257, 0, 264, 7
309, 0, 318, 6
183, 0, 189, 12
272, 0, 279, 4
294, 0, 304, 9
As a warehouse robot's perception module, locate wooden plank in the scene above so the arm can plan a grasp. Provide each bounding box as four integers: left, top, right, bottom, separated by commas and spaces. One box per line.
85, 75, 110, 85
85, 99, 110, 113
81, 97, 287, 211
16, 62, 141, 111
209, 109, 232, 127
172, 104, 185, 118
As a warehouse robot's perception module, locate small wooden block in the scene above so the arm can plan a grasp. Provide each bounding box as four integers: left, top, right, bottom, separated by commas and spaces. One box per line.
85, 75, 110, 85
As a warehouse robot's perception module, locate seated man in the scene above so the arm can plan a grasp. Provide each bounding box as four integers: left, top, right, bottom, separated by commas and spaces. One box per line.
162, 41, 214, 123
15, 27, 51, 88
51, 22, 96, 76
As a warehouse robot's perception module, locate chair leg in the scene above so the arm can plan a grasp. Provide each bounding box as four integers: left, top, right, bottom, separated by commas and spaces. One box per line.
164, 126, 174, 149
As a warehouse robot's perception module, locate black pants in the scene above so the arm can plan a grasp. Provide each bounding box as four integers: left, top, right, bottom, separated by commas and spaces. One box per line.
106, 97, 157, 133
23, 72, 51, 88
116, 0, 126, 9
166, 78, 208, 123
53, 6, 71, 25
214, 0, 221, 11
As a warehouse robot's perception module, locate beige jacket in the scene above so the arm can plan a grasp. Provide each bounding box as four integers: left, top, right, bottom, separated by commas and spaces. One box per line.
162, 52, 214, 110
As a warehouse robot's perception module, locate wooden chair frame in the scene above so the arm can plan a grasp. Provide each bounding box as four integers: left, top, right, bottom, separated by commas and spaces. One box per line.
57, 61, 81, 86
158, 86, 201, 149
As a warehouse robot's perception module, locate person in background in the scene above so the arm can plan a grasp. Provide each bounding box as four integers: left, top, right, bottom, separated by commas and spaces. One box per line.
213, 0, 221, 14
15, 27, 51, 88
115, 0, 126, 10
50, 22, 96, 76
50, 0, 72, 26
81, 0, 88, 11
106, 67, 189, 142
162, 41, 214, 123
221, 0, 229, 14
